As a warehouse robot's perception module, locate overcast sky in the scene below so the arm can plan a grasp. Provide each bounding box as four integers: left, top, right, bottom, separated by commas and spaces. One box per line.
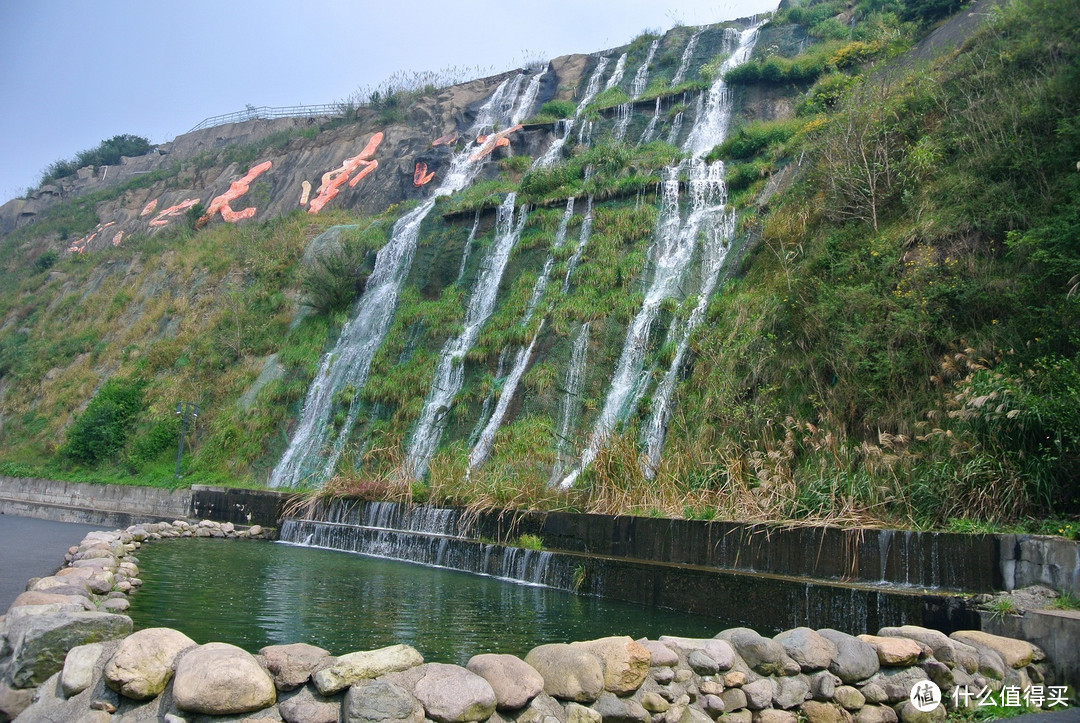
0, 0, 777, 204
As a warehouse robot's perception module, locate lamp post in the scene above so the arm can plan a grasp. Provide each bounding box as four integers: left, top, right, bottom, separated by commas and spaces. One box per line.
174, 401, 199, 480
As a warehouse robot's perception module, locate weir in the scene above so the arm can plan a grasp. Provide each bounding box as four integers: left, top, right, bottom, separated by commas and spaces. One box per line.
278, 499, 1007, 635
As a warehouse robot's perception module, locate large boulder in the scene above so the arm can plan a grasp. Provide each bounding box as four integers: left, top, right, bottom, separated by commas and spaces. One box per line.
343, 678, 424, 723
818, 629, 879, 684
774, 673, 812, 709
658, 635, 737, 670
7, 591, 92, 613
802, 700, 855, 723
856, 635, 922, 667
592, 691, 650, 722
743, 677, 777, 709
171, 642, 276, 715
257, 642, 334, 691
877, 626, 956, 667
949, 631, 1038, 669
104, 627, 196, 700
570, 636, 650, 694
2, 610, 132, 687
60, 642, 104, 697
278, 684, 341, 723
524, 643, 604, 703
466, 653, 544, 711
412, 663, 497, 722
717, 628, 800, 675
775, 628, 838, 671
637, 639, 679, 667
312, 643, 423, 695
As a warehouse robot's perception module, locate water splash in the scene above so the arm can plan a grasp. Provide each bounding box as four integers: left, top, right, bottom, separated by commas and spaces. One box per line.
269, 73, 537, 488
407, 194, 528, 478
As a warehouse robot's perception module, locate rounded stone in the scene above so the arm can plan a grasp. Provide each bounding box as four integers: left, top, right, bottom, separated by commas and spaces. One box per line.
104, 627, 197, 700
411, 663, 496, 722
172, 642, 276, 715
570, 636, 650, 694
257, 642, 333, 691
524, 643, 604, 703
857, 635, 922, 667
344, 678, 424, 723
818, 629, 880, 684
466, 653, 544, 711
776, 627, 839, 671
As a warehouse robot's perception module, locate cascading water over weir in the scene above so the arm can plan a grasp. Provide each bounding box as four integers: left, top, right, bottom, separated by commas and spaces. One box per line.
269, 73, 540, 488
278, 499, 989, 635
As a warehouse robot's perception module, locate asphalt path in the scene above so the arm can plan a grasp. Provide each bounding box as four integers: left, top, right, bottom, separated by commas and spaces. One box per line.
0, 512, 101, 610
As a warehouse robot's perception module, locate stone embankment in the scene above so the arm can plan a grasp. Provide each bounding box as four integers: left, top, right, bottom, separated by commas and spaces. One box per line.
0, 522, 1063, 723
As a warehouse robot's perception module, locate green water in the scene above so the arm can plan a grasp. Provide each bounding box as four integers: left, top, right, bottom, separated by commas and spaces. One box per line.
127, 539, 725, 664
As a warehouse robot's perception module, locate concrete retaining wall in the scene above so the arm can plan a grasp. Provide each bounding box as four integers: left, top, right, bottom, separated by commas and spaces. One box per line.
0, 478, 288, 529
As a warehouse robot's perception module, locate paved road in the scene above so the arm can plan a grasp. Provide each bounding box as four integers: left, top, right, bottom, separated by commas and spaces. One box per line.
0, 512, 101, 609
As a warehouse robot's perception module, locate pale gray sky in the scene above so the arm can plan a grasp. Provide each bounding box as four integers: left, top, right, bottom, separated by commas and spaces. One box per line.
0, 0, 777, 203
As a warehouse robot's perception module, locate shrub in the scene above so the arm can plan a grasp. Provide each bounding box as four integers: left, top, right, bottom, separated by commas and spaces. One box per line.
33, 251, 58, 273
40, 134, 153, 185
531, 99, 577, 123
62, 377, 145, 465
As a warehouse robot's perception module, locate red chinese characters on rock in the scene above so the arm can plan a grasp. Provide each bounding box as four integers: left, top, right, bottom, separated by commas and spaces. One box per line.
149, 198, 201, 228
470, 124, 521, 161
431, 133, 458, 147
67, 222, 117, 254
413, 162, 435, 186
198, 161, 273, 227
306, 132, 384, 214
139, 199, 158, 217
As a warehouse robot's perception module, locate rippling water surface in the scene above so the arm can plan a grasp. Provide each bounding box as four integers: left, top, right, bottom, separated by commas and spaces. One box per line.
127, 538, 728, 664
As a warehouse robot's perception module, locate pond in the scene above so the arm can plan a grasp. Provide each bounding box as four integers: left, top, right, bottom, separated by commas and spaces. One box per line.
127, 538, 729, 664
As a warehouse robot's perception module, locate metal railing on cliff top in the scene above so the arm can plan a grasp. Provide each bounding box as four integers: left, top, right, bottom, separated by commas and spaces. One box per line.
186, 103, 345, 134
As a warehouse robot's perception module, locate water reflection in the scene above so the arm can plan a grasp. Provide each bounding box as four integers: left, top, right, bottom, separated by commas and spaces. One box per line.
128, 539, 723, 663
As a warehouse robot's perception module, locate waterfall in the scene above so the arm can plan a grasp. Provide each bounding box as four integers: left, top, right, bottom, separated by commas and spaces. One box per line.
456, 212, 481, 283
467, 346, 509, 448
551, 322, 590, 483
559, 22, 762, 488
468, 198, 575, 470
525, 197, 575, 323
642, 199, 734, 477
407, 194, 529, 478
279, 500, 567, 588
672, 28, 704, 86
631, 40, 661, 98
604, 53, 628, 91
468, 320, 544, 470
684, 27, 760, 157
639, 97, 662, 145
269, 73, 537, 489
534, 56, 610, 169
561, 197, 594, 293
513, 71, 545, 124
614, 40, 661, 142
667, 110, 684, 146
